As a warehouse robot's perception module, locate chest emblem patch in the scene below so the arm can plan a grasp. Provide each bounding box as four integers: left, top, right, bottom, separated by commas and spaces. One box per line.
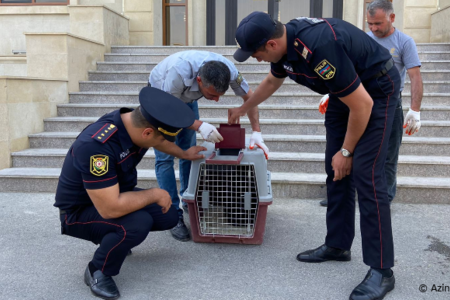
236, 72, 243, 86
90, 155, 109, 176
314, 59, 336, 80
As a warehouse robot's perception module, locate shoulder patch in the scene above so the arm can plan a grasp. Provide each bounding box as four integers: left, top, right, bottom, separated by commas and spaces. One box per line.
236, 72, 243, 86
90, 154, 109, 176
92, 123, 118, 143
314, 59, 336, 80
296, 17, 324, 25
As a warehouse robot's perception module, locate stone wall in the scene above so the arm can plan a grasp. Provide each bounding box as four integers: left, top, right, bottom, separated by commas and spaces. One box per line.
0, 77, 68, 170
68, 5, 129, 52
0, 6, 70, 56
402, 0, 438, 43
125, 0, 153, 45
431, 5, 450, 42
26, 33, 105, 92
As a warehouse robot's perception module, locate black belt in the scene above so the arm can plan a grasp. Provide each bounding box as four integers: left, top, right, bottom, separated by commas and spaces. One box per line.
369, 58, 394, 80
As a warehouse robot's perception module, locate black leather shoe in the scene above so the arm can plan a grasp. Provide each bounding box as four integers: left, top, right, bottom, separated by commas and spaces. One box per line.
349, 269, 395, 300
170, 218, 191, 242
320, 199, 328, 207
84, 265, 120, 299
296, 244, 351, 263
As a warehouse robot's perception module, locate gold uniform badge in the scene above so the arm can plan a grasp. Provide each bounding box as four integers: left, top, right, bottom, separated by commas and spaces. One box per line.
90, 154, 109, 176
314, 59, 336, 80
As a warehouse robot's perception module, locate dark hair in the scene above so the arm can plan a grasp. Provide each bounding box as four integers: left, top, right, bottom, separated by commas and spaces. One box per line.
367, 0, 394, 17
131, 106, 159, 135
257, 20, 284, 52
271, 20, 285, 39
198, 60, 231, 94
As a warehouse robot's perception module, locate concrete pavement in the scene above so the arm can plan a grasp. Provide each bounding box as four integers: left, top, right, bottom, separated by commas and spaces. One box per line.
0, 193, 449, 300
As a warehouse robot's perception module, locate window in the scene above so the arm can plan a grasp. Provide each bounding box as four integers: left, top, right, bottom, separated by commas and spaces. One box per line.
0, 0, 69, 5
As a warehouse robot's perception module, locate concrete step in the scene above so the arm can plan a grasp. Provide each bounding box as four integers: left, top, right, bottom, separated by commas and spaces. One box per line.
96, 62, 271, 72
403, 81, 450, 93
68, 91, 450, 106
78, 80, 448, 94
1, 167, 449, 204
111, 44, 450, 54
104, 53, 259, 64
43, 116, 326, 135
47, 111, 450, 137
55, 103, 450, 122
12, 148, 450, 177
110, 45, 238, 55
103, 52, 449, 63
96, 60, 450, 72
28, 132, 450, 156
421, 61, 450, 70
416, 43, 450, 51
88, 70, 450, 82
417, 51, 450, 60
89, 70, 271, 82
77, 80, 307, 93
56, 104, 328, 119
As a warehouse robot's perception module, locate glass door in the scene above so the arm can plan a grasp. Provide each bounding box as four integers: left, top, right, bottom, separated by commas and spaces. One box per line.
163, 0, 188, 46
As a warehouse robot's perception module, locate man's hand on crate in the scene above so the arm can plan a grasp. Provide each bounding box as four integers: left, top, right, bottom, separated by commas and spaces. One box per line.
250, 131, 269, 159
198, 122, 224, 143
183, 145, 207, 161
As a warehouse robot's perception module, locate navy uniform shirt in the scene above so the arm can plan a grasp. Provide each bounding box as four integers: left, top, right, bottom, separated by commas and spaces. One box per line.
271, 17, 392, 98
54, 108, 147, 211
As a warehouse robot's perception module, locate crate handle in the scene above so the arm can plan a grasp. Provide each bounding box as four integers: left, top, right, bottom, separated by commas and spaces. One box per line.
205, 151, 244, 165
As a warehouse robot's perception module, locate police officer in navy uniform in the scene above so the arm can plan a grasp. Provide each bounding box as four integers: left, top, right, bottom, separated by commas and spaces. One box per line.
54, 87, 206, 299
228, 12, 400, 300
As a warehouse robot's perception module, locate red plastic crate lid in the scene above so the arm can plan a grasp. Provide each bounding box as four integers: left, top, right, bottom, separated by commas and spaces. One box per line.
215, 124, 245, 149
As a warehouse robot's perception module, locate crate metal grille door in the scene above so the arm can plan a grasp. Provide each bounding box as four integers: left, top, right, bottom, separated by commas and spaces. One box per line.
195, 163, 259, 237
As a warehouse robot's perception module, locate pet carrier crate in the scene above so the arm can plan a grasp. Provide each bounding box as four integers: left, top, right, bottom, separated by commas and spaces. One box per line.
182, 124, 272, 244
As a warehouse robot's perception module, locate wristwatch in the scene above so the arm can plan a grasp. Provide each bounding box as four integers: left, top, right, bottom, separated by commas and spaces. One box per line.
340, 148, 353, 157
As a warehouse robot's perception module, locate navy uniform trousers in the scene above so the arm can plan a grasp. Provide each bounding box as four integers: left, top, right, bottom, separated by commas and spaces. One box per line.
324, 67, 400, 269
60, 188, 178, 276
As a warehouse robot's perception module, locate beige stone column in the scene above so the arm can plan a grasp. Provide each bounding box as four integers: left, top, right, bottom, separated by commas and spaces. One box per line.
125, 0, 153, 45
25, 33, 105, 92
431, 5, 450, 42
68, 5, 129, 52
0, 77, 68, 170
402, 0, 439, 43
188, 0, 206, 46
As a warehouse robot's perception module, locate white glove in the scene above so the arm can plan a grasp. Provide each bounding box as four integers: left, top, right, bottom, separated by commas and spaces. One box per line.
403, 108, 421, 135
198, 122, 223, 143
318, 94, 329, 114
250, 131, 269, 159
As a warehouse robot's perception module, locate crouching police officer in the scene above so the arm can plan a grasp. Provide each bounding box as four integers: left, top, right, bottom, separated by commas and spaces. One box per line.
229, 12, 400, 300
54, 87, 206, 299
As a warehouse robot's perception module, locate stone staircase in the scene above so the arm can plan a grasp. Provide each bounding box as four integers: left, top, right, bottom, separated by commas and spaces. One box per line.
1, 44, 450, 204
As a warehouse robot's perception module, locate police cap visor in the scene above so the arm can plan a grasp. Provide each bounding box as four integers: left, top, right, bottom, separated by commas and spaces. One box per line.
139, 87, 195, 142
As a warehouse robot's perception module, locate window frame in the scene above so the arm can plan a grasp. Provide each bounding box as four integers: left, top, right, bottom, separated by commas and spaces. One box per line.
0, 0, 69, 6
162, 0, 189, 46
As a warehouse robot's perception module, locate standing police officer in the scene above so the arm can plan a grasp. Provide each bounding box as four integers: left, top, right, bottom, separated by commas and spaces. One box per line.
54, 87, 206, 299
149, 50, 269, 242
319, 0, 424, 207
228, 12, 400, 300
